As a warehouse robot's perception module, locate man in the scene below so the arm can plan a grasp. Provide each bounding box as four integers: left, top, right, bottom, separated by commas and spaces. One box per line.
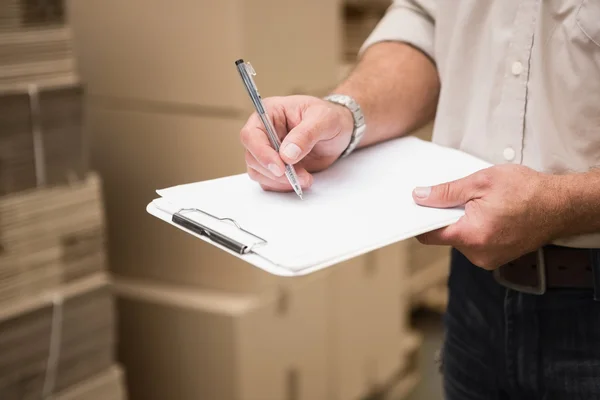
240, 1, 600, 398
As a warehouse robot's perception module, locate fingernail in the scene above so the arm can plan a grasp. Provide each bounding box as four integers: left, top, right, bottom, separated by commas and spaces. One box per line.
282, 143, 301, 160
414, 186, 431, 198
268, 163, 283, 177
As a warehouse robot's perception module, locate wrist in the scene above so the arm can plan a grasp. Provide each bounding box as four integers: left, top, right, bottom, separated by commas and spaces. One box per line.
330, 102, 354, 149
323, 93, 366, 158
539, 173, 572, 241
550, 170, 600, 239
541, 172, 591, 240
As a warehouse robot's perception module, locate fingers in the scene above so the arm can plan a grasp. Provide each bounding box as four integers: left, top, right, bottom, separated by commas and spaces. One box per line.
416, 218, 469, 246
244, 151, 283, 181
245, 151, 313, 192
246, 163, 313, 192
240, 113, 287, 177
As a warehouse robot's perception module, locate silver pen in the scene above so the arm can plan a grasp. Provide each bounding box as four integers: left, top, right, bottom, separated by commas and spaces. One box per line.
235, 59, 303, 199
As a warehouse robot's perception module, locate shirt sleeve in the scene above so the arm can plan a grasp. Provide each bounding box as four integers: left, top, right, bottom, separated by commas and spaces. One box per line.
359, 0, 437, 62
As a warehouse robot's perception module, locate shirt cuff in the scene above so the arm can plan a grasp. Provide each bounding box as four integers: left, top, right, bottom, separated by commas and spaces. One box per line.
358, 5, 435, 63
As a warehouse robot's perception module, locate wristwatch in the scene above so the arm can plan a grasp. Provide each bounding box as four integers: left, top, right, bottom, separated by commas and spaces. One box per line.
323, 94, 366, 158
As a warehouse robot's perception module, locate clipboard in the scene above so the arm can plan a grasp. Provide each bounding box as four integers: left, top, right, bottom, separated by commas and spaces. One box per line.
146, 136, 493, 277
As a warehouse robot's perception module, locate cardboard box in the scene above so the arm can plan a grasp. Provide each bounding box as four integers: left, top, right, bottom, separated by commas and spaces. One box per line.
66, 0, 342, 112
0, 172, 106, 307
327, 242, 411, 400
114, 273, 328, 400
0, 27, 72, 67
87, 106, 287, 293
0, 83, 87, 196
0, 273, 116, 398
407, 238, 451, 274
55, 364, 127, 400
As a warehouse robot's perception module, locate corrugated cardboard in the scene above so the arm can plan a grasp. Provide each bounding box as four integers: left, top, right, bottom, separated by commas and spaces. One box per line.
0, 28, 72, 67
0, 21, 77, 92
0, 0, 66, 32
327, 242, 411, 400
66, 0, 341, 113
87, 106, 287, 293
406, 237, 450, 298
0, 172, 106, 307
0, 273, 116, 399
407, 238, 450, 273
114, 273, 329, 400
0, 83, 87, 195
381, 331, 423, 400
55, 365, 127, 400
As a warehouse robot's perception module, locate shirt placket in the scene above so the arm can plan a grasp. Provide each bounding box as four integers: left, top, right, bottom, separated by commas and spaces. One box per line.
495, 0, 540, 165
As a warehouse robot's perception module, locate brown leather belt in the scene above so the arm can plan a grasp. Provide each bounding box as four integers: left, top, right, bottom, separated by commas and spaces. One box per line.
493, 245, 595, 295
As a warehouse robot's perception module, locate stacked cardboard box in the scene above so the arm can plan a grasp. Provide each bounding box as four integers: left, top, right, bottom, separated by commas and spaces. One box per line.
342, 0, 390, 62
113, 247, 419, 400
0, 2, 127, 396
0, 174, 126, 399
0, 0, 78, 92
66, 1, 420, 399
0, 84, 86, 196
0, 27, 78, 91
0, 0, 65, 32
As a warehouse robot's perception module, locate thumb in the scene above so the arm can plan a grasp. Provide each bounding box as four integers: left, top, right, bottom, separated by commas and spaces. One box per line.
279, 112, 335, 164
413, 175, 478, 208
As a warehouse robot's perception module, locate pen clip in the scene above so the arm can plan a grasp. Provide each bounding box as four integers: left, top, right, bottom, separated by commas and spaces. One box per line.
242, 61, 261, 96
243, 61, 256, 76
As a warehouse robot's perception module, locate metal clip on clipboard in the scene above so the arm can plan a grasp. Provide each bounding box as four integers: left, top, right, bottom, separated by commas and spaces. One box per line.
169, 206, 268, 255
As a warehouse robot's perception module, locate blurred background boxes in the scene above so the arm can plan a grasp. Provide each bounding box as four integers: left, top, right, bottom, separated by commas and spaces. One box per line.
114, 249, 419, 400
0, 0, 77, 92
115, 272, 330, 400
0, 83, 86, 195
0, 0, 127, 396
0, 175, 126, 399
66, 0, 341, 112
328, 245, 411, 400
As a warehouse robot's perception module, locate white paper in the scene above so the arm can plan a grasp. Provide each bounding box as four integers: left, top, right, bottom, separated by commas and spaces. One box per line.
149, 136, 492, 276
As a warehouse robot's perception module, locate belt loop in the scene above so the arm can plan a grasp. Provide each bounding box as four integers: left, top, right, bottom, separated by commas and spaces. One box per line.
591, 249, 600, 301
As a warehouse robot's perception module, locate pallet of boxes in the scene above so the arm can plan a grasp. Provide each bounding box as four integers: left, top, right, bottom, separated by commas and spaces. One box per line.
66, 0, 422, 399
0, 2, 127, 398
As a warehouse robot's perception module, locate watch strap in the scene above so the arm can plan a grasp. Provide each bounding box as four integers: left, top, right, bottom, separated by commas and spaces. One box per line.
323, 94, 366, 158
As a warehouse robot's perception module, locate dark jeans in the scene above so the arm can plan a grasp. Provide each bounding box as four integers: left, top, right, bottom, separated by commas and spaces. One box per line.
442, 248, 600, 400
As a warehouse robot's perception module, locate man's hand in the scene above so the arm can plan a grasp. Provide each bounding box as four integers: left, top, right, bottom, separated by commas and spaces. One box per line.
411, 164, 566, 270
240, 95, 354, 192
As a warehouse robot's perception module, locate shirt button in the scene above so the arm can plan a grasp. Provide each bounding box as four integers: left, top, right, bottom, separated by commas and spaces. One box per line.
503, 147, 516, 161
511, 61, 523, 76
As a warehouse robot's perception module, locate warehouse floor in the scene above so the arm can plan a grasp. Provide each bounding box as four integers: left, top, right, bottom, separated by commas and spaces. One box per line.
406, 310, 444, 400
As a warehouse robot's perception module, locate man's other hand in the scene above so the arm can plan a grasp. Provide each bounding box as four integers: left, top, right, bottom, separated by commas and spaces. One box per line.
239, 95, 354, 192
411, 164, 566, 270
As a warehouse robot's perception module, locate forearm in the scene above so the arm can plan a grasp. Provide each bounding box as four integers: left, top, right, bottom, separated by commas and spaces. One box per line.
552, 169, 600, 238
333, 41, 440, 148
